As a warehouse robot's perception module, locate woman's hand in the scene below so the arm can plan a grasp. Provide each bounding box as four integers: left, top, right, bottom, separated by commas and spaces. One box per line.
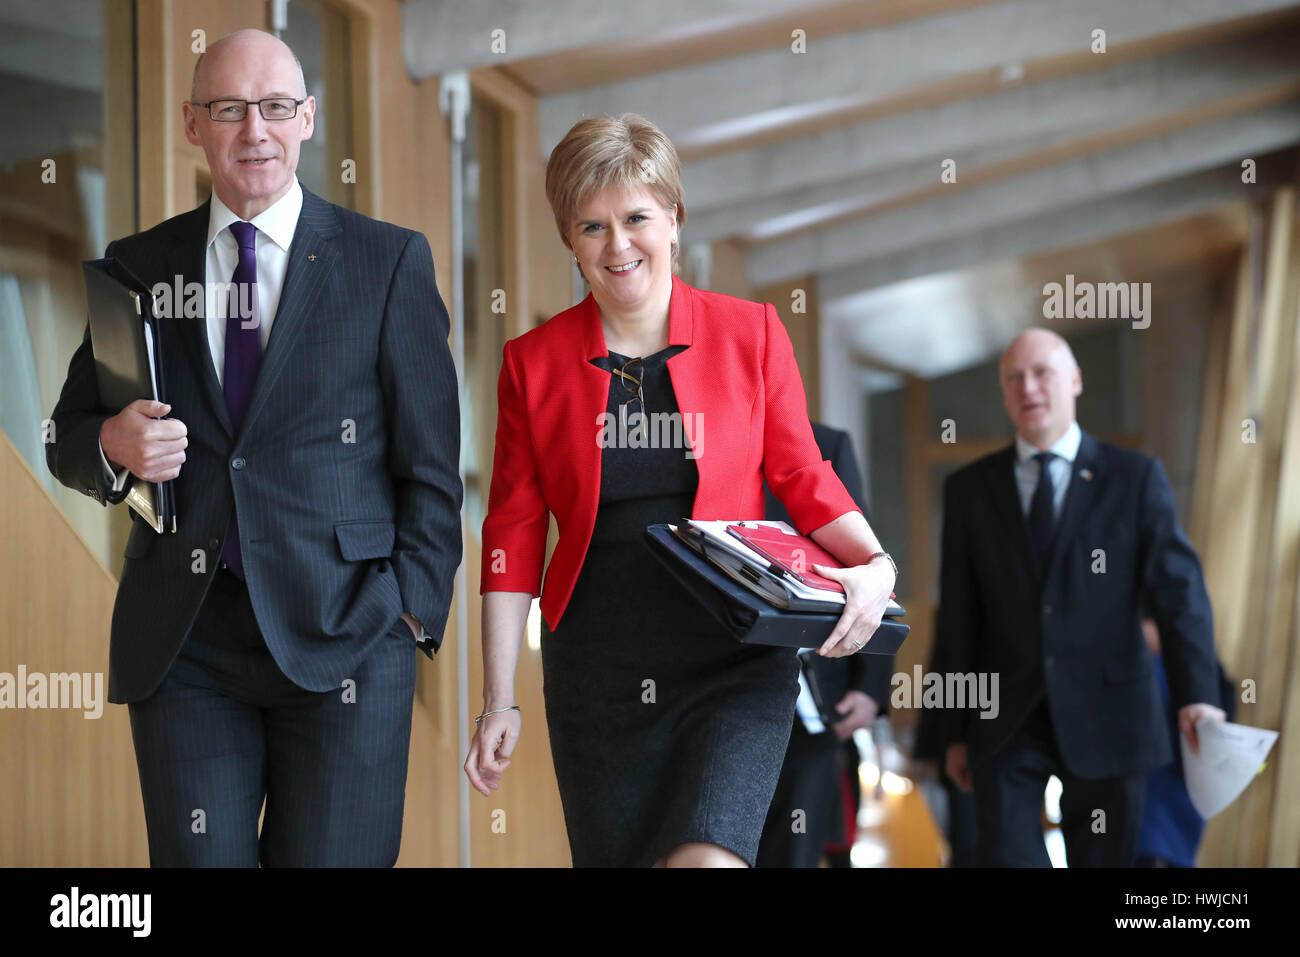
464, 706, 522, 796
812, 558, 896, 657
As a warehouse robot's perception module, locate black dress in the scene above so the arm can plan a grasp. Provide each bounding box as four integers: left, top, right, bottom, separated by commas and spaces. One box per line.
540, 345, 801, 867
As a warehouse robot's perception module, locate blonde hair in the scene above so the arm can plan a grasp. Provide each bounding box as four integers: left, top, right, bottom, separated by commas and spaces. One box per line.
545, 113, 686, 252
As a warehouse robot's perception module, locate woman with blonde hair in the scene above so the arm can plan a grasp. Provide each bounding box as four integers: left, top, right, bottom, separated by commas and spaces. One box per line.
465, 113, 896, 867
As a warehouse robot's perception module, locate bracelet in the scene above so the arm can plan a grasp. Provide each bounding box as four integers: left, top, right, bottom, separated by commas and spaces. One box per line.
475, 705, 520, 726
867, 551, 898, 580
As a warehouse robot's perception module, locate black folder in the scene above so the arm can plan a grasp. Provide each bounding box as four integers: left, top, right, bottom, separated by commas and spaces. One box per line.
644, 524, 908, 654
83, 258, 176, 533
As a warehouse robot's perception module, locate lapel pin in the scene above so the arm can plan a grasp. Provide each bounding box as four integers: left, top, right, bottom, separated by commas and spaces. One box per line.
307, 254, 317, 261
1080, 468, 1093, 481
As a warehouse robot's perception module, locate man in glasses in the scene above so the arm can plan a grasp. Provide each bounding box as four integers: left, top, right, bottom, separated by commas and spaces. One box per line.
46, 28, 462, 866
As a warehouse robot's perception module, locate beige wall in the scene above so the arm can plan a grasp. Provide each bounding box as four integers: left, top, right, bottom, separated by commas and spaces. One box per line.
0, 432, 148, 866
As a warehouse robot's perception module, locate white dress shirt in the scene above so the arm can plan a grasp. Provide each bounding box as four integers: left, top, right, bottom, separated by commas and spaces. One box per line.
203, 176, 302, 383
1013, 420, 1081, 521
793, 660, 827, 734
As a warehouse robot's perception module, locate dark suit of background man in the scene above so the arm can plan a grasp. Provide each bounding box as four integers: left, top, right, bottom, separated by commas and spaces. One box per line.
45, 29, 462, 866
933, 328, 1224, 867
757, 422, 893, 868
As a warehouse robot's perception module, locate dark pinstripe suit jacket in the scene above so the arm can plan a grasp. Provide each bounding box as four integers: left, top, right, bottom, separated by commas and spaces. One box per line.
47, 186, 463, 704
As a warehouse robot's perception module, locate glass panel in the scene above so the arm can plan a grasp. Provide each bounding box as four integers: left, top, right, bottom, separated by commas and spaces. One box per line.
0, 0, 136, 570
283, 0, 354, 208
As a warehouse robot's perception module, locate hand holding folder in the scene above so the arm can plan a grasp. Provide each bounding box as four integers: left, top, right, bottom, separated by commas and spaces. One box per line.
83, 258, 177, 533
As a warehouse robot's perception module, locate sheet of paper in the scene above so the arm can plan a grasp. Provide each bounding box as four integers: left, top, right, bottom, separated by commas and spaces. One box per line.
1180, 719, 1278, 820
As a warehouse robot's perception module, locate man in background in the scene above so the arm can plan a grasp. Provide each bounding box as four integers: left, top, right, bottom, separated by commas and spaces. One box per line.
933, 328, 1224, 866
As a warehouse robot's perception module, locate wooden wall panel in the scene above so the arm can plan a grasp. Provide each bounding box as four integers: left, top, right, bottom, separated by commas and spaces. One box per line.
707, 238, 753, 302
0, 433, 148, 866
1198, 189, 1300, 867
754, 275, 821, 421
1235, 188, 1300, 867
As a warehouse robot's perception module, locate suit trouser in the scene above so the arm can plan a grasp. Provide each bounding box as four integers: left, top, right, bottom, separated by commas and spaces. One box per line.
127, 566, 416, 867
756, 722, 841, 867
971, 698, 1146, 867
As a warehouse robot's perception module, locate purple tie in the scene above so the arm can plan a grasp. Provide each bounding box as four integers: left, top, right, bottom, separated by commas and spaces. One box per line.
219, 220, 261, 578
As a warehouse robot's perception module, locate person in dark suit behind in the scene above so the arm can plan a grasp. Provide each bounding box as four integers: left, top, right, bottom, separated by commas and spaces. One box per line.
933, 328, 1224, 867
757, 422, 893, 868
1135, 613, 1238, 867
45, 29, 462, 866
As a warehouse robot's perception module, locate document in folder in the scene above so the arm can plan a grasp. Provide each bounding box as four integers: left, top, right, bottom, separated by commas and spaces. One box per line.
83, 258, 176, 534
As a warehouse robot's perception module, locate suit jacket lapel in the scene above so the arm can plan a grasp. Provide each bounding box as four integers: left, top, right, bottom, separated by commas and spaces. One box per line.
239, 187, 341, 437
570, 291, 610, 529
1045, 430, 1102, 578
984, 445, 1037, 577
164, 201, 234, 438
661, 279, 708, 512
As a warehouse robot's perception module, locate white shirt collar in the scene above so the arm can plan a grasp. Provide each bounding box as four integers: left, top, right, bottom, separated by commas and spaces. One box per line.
1015, 420, 1082, 464
206, 176, 303, 252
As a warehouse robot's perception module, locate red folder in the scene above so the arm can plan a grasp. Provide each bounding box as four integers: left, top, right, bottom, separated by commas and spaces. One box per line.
725, 523, 846, 594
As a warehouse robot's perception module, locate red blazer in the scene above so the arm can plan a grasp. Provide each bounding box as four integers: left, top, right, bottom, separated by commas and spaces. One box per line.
480, 275, 861, 630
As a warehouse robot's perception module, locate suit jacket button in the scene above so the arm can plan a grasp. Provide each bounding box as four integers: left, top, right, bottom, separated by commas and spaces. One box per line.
1045, 656, 1055, 668
1043, 603, 1053, 615
231, 457, 246, 470
207, 538, 220, 551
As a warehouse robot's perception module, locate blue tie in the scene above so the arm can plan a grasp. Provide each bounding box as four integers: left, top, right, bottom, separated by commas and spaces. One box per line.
219, 220, 261, 578
1029, 451, 1056, 574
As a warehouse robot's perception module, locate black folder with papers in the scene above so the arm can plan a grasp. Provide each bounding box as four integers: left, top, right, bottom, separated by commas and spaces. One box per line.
83, 257, 176, 533
644, 523, 908, 654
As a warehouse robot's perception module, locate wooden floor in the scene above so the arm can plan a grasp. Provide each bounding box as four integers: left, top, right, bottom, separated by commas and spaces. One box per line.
853, 776, 948, 868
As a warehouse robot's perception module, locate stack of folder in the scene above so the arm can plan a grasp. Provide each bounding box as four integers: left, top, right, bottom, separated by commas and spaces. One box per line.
645, 520, 908, 653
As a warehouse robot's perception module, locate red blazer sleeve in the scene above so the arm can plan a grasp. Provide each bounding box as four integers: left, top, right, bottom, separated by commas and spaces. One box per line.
760, 302, 861, 535
479, 337, 549, 596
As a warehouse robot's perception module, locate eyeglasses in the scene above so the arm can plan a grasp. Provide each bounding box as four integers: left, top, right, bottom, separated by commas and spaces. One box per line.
613, 357, 645, 416
192, 98, 306, 122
